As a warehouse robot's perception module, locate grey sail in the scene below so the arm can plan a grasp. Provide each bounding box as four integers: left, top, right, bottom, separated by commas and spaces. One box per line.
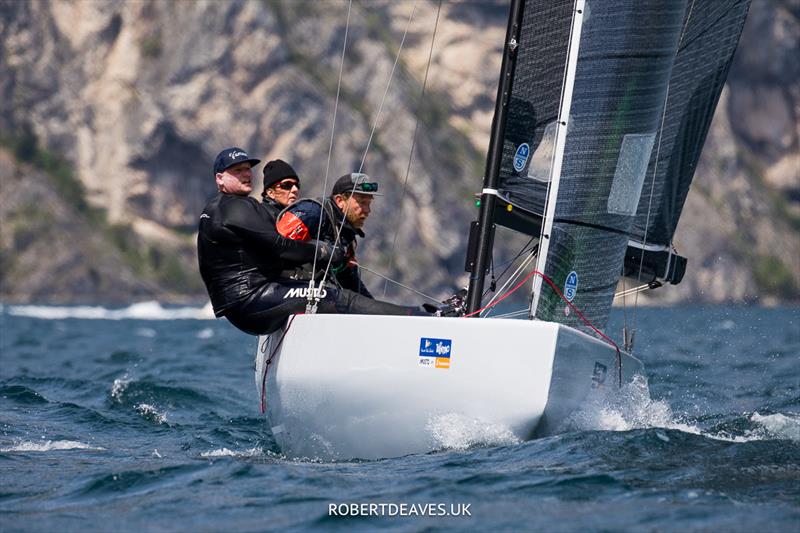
493, 0, 574, 226
625, 0, 751, 283
487, 0, 749, 333
531, 0, 687, 331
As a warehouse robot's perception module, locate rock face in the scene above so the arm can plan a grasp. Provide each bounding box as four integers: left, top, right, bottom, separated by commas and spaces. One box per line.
0, 0, 797, 305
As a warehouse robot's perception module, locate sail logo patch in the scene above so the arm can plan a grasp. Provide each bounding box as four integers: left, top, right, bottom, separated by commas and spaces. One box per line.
513, 143, 530, 172
564, 271, 578, 302
419, 337, 451, 369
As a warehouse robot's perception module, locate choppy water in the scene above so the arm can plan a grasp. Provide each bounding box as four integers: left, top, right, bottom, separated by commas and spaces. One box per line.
1, 303, 798, 531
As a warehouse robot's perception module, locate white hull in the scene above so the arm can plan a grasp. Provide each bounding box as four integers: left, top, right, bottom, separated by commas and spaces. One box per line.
255, 314, 642, 460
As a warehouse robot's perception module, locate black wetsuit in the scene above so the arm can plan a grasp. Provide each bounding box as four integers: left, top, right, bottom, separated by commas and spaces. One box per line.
197, 193, 425, 335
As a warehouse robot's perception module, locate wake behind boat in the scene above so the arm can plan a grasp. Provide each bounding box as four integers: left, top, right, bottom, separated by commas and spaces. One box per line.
255, 0, 749, 460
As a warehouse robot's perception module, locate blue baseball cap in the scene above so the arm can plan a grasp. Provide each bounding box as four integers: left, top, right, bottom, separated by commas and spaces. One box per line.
213, 147, 261, 175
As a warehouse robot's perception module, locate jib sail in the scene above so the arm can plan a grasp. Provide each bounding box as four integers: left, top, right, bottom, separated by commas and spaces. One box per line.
468, 0, 749, 329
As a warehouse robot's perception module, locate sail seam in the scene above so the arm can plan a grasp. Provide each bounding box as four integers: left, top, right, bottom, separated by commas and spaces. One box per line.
552, 218, 631, 237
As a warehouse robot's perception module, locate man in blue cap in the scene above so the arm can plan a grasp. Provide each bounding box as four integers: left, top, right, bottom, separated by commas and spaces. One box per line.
198, 148, 433, 335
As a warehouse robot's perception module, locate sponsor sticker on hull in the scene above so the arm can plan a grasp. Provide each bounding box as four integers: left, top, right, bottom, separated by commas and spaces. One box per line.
419, 337, 452, 369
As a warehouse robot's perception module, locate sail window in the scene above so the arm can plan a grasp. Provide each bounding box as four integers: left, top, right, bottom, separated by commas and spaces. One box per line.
526, 120, 559, 183
607, 132, 656, 216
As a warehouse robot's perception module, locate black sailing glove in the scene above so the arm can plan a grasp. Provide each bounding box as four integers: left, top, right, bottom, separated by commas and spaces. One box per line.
312, 240, 347, 267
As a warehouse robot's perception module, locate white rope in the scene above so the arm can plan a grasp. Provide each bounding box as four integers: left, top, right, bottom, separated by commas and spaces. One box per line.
383, 0, 442, 298
614, 283, 654, 300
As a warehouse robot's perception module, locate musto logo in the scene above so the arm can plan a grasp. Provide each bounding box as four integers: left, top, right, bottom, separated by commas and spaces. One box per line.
284, 287, 328, 299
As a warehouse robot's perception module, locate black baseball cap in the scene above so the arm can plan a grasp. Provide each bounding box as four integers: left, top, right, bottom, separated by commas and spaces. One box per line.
331, 173, 383, 197
213, 147, 261, 175
263, 159, 300, 190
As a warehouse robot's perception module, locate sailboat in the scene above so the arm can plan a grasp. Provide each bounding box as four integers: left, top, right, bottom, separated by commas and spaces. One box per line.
254, 0, 750, 460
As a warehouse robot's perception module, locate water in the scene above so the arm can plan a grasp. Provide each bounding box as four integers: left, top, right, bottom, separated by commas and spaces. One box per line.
1, 304, 798, 531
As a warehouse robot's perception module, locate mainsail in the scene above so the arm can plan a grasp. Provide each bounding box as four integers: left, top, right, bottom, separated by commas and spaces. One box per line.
467, 0, 750, 332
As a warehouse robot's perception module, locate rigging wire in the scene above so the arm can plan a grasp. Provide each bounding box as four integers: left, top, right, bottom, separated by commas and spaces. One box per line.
488, 308, 531, 319
357, 1, 418, 174
316, 1, 419, 298
307, 0, 353, 311
483, 236, 538, 298
353, 261, 441, 304
481, 248, 537, 318
630, 0, 697, 348
382, 0, 443, 298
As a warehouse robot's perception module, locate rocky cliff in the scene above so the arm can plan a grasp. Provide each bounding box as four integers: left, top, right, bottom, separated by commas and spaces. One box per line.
1, 0, 797, 305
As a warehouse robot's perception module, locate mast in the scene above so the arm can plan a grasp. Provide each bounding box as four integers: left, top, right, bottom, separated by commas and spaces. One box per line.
465, 0, 526, 315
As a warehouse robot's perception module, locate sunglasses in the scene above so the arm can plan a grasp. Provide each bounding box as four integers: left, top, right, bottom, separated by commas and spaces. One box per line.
355, 182, 378, 193
275, 180, 300, 191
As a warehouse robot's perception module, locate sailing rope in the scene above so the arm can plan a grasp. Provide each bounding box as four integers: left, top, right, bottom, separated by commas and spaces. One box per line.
260, 315, 297, 414
465, 269, 623, 386
615, 282, 661, 300
353, 261, 441, 304
357, 1, 418, 174
307, 0, 353, 312
316, 1, 419, 300
382, 0, 443, 298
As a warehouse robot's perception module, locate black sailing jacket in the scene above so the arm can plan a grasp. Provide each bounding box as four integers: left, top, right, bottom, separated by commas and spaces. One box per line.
197, 193, 319, 317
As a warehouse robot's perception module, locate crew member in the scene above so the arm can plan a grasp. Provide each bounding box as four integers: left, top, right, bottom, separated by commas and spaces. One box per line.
276, 172, 380, 297
198, 150, 430, 335
261, 158, 301, 218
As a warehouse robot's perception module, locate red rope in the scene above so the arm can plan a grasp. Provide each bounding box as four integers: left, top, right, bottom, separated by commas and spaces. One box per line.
464, 270, 623, 379
260, 314, 296, 414
463, 269, 539, 318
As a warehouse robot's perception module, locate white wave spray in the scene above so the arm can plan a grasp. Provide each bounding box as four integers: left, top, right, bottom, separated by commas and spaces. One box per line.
425, 413, 522, 451
1, 440, 105, 452
6, 301, 215, 320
